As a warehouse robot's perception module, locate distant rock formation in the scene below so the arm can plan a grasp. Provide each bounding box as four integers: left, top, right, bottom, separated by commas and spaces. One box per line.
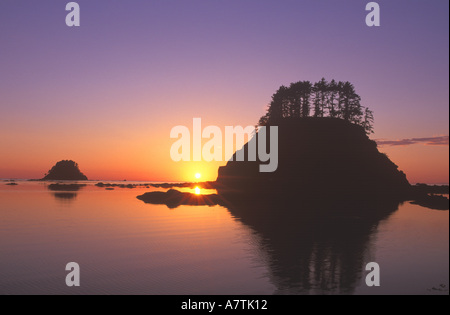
137, 189, 220, 209
410, 193, 449, 211
42, 160, 88, 181
216, 118, 411, 197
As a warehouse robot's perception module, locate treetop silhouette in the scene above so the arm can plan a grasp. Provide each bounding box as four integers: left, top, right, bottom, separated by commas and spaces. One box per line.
259, 78, 374, 135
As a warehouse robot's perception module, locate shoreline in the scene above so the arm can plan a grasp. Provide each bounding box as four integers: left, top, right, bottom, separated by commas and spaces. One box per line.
1, 178, 449, 186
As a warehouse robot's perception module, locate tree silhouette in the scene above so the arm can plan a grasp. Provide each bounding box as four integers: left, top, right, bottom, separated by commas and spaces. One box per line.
362, 108, 375, 134
340, 81, 362, 123
300, 81, 313, 118
327, 79, 339, 118
313, 78, 328, 118
259, 78, 374, 135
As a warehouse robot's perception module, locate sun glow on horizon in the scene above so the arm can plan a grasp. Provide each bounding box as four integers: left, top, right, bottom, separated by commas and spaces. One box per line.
194, 187, 201, 195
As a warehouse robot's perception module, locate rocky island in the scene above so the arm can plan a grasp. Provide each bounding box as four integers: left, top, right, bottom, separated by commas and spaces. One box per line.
216, 117, 410, 197
41, 160, 88, 181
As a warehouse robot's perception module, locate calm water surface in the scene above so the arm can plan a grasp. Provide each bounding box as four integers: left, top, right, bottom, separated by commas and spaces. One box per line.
0, 182, 448, 295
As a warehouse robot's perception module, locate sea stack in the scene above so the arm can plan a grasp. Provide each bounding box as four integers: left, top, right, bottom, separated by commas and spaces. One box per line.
216, 118, 411, 197
42, 160, 88, 181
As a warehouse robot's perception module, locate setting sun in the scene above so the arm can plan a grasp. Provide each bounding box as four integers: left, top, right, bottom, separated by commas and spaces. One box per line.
0, 0, 448, 298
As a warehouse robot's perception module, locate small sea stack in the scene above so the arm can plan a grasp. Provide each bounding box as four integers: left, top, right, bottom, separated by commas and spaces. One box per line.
41, 160, 88, 181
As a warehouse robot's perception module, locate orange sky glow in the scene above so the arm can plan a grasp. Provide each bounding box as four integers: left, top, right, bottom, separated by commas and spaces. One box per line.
0, 122, 448, 184
0, 1, 448, 185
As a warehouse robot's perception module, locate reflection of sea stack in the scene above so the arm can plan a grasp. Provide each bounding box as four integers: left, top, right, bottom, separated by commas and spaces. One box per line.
222, 196, 401, 294
42, 160, 88, 180
216, 118, 411, 197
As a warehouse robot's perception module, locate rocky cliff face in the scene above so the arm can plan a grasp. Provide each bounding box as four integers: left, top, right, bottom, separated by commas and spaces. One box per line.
216, 118, 410, 196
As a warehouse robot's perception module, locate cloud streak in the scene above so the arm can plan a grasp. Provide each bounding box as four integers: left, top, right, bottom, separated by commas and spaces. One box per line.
376, 136, 449, 147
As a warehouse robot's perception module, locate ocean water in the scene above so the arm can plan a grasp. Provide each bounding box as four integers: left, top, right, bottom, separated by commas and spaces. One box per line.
0, 181, 448, 295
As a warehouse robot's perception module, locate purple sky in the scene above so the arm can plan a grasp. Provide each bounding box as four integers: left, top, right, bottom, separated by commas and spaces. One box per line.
0, 0, 448, 182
